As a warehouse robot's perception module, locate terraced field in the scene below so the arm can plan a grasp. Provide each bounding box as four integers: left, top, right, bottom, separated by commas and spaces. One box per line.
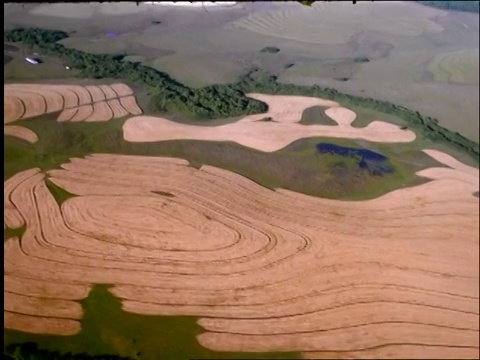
227, 2, 445, 45
4, 83, 142, 145
4, 125, 39, 143
427, 49, 480, 85
3, 80, 479, 359
4, 148, 479, 358
4, 83, 142, 126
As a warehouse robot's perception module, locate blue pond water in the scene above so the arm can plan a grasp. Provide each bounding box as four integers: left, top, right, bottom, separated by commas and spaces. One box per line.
105, 32, 118, 38
316, 143, 394, 175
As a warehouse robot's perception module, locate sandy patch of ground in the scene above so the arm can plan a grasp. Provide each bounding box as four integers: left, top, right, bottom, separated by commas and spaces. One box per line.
119, 95, 143, 115
57, 107, 78, 122
324, 106, 357, 127
123, 93, 416, 151
4, 125, 39, 143
107, 99, 130, 118
99, 85, 118, 100
110, 83, 133, 97
3, 149, 478, 357
4, 83, 142, 125
85, 101, 113, 122
85, 85, 106, 102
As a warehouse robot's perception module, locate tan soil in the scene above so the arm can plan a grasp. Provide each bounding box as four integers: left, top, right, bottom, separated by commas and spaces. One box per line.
119, 95, 142, 115
85, 101, 113, 122
107, 99, 130, 118
5, 274, 90, 300
6, 84, 64, 113
57, 107, 79, 122
99, 85, 118, 100
69, 85, 92, 106
5, 291, 83, 319
4, 125, 39, 143
4, 311, 81, 335
85, 85, 106, 102
4, 83, 141, 125
70, 104, 93, 122
110, 83, 134, 97
7, 90, 46, 119
324, 106, 357, 127
4, 95, 25, 123
122, 93, 415, 151
61, 88, 80, 108
3, 149, 478, 358
303, 346, 479, 359
4, 168, 41, 230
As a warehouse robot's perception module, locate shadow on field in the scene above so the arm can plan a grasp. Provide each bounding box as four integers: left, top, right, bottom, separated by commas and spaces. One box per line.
4, 285, 300, 360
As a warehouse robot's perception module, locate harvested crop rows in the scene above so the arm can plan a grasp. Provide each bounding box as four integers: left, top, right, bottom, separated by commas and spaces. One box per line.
228, 2, 444, 45
123, 93, 416, 151
4, 83, 142, 125
4, 149, 479, 358
4, 125, 39, 143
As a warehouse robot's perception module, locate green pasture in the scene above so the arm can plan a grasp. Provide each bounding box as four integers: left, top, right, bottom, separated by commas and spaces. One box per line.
4, 285, 299, 360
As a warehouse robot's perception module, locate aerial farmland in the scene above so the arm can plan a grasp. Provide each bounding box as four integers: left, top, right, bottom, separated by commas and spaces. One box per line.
4, 2, 479, 360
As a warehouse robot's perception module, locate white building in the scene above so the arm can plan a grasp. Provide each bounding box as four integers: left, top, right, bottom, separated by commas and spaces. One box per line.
25, 57, 40, 65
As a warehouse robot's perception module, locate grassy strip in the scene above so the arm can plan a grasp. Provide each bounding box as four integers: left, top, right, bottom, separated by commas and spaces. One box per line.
4, 114, 444, 201
45, 178, 77, 206
4, 285, 300, 360
4, 225, 26, 242
299, 106, 337, 126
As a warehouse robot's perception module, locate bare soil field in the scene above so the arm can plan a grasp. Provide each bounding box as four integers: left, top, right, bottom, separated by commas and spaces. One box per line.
123, 93, 416, 151
4, 125, 39, 143
3, 148, 478, 357
4, 83, 143, 124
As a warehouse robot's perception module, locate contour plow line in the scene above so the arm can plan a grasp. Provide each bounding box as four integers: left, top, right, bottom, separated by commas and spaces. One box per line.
3, 149, 478, 358
4, 83, 142, 125
4, 125, 39, 143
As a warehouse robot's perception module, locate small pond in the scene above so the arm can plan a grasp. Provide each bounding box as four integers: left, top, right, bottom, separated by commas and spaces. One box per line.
316, 143, 394, 176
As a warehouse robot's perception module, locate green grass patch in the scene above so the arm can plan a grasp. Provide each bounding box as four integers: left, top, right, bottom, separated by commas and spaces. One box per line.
299, 106, 337, 126
339, 103, 407, 128
4, 285, 300, 360
5, 114, 444, 201
4, 43, 80, 81
45, 178, 77, 206
4, 224, 26, 242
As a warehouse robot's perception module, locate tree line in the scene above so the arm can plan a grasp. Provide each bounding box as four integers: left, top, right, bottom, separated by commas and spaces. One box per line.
4, 27, 479, 163
4, 28, 267, 119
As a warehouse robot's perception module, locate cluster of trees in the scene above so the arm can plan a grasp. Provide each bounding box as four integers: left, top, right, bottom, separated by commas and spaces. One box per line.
4, 343, 135, 360
416, 1, 479, 13
4, 27, 479, 162
260, 46, 280, 53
